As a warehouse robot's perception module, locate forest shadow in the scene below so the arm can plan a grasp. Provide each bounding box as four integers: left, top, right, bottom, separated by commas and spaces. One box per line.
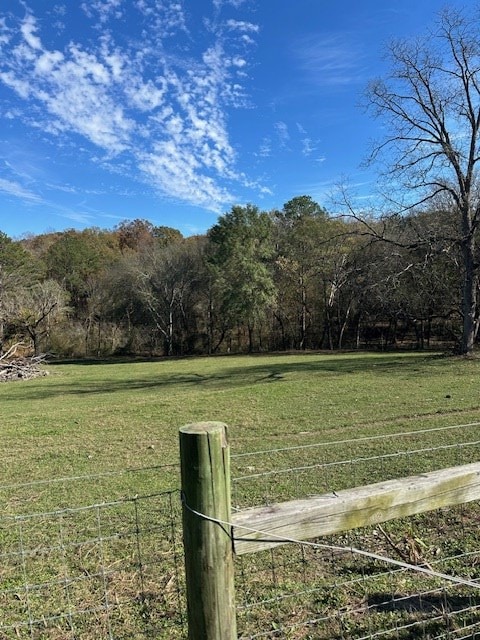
0, 351, 447, 401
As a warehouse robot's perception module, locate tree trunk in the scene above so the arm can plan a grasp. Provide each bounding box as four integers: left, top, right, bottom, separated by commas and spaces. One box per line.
338, 302, 351, 350
247, 323, 254, 353
460, 226, 478, 355
299, 273, 307, 350
27, 328, 39, 357
167, 305, 174, 356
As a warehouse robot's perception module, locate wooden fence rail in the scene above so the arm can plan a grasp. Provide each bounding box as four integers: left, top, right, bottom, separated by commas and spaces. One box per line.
232, 461, 480, 555
179, 422, 480, 639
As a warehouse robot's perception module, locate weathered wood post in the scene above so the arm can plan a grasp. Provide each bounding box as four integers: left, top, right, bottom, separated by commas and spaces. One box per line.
179, 422, 237, 640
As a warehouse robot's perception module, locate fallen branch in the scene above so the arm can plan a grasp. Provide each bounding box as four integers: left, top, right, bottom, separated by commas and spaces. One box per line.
377, 524, 434, 571
0, 342, 25, 362
0, 353, 48, 383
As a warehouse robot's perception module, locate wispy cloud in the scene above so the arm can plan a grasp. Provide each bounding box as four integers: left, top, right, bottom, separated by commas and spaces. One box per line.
81, 0, 124, 24
134, 0, 188, 37
213, 0, 249, 10
295, 33, 367, 87
296, 123, 320, 157
275, 121, 290, 148
0, 172, 103, 227
256, 137, 271, 158
0, 177, 42, 202
225, 19, 259, 33
0, 1, 263, 213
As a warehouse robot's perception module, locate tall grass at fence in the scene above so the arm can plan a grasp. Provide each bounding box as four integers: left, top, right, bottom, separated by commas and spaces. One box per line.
2, 350, 480, 638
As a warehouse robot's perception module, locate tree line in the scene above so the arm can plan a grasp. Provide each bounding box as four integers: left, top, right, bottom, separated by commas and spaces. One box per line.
3, 4, 480, 358
0, 196, 466, 358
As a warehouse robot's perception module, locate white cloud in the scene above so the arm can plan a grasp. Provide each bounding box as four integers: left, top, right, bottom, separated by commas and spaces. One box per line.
275, 121, 290, 147
0, 3, 265, 213
295, 33, 367, 87
302, 138, 315, 155
20, 14, 42, 50
257, 137, 271, 157
0, 16, 11, 45
225, 20, 259, 33
0, 178, 42, 202
138, 145, 235, 211
125, 78, 166, 112
4, 17, 135, 153
81, 0, 124, 24
232, 56, 247, 68
295, 122, 319, 156
0, 71, 31, 99
35, 51, 64, 75
214, 0, 248, 9
135, 0, 187, 36
240, 34, 255, 46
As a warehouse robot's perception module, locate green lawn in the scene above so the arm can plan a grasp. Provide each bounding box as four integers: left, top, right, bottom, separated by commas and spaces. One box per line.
1, 351, 480, 639
1, 351, 479, 511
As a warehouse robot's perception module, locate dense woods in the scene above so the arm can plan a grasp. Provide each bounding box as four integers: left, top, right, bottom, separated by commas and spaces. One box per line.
0, 196, 470, 358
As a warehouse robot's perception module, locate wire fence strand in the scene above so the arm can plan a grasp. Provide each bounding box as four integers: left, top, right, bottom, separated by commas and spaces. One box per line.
2, 419, 480, 638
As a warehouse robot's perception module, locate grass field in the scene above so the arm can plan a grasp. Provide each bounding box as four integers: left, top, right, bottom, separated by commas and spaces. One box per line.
1, 350, 480, 638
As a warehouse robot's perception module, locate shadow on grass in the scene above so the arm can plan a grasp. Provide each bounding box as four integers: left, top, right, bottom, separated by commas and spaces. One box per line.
368, 590, 480, 613
0, 351, 448, 401
323, 592, 480, 639
365, 591, 480, 639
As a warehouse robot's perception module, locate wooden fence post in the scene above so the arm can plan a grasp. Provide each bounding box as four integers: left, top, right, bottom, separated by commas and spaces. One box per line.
179, 422, 237, 640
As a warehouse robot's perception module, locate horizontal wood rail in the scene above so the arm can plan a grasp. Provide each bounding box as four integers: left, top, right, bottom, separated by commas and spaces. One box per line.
232, 461, 480, 555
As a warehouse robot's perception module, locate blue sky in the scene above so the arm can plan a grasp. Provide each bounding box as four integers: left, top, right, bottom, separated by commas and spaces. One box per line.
0, 0, 469, 239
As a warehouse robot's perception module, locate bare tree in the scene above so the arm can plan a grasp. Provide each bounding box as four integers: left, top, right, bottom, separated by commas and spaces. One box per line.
10, 280, 70, 355
366, 5, 480, 354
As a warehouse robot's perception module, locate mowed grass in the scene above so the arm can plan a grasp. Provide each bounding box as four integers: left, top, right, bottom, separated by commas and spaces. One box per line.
2, 350, 480, 639
1, 350, 480, 512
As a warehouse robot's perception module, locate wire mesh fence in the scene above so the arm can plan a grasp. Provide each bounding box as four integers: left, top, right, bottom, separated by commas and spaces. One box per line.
0, 491, 187, 639
1, 419, 480, 638
230, 420, 480, 639
230, 421, 480, 508
234, 504, 480, 639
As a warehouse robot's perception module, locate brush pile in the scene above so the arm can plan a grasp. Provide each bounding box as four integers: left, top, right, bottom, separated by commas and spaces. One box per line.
0, 344, 48, 383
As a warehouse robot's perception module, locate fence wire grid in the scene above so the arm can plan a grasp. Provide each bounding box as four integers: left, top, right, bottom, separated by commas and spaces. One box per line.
234, 503, 480, 639
0, 491, 187, 640
1, 419, 480, 639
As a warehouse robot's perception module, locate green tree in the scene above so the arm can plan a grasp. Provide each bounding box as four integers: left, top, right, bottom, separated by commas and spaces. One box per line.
273, 196, 330, 349
208, 204, 276, 352
45, 229, 119, 311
